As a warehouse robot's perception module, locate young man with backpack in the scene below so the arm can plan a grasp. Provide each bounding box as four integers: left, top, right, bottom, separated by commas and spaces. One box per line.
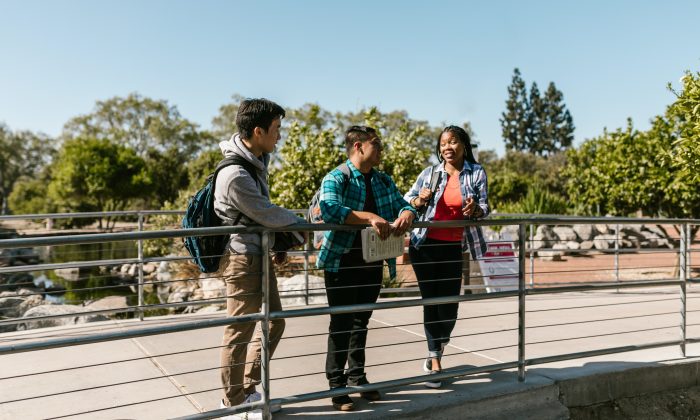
214, 98, 304, 416
316, 125, 416, 411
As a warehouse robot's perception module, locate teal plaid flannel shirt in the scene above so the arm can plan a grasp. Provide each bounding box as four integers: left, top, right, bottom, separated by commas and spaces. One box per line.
316, 159, 417, 277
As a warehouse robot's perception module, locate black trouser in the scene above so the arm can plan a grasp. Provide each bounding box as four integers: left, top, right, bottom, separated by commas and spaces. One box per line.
409, 238, 463, 354
324, 252, 382, 389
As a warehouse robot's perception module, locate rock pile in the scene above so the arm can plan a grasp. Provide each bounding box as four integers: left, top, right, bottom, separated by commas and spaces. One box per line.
486, 224, 675, 261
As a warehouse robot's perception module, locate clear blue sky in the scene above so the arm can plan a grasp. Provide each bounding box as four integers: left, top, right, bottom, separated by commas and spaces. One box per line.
1, 0, 699, 155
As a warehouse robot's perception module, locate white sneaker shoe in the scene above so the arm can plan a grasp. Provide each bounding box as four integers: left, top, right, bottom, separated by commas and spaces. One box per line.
220, 393, 280, 416
219, 400, 262, 420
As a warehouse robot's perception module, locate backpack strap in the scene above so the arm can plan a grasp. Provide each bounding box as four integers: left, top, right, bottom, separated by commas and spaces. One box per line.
213, 156, 260, 226
418, 165, 441, 220
336, 162, 351, 197
428, 164, 442, 194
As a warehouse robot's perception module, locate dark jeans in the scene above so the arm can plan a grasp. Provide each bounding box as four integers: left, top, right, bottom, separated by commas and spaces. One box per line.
324, 251, 382, 389
409, 238, 463, 354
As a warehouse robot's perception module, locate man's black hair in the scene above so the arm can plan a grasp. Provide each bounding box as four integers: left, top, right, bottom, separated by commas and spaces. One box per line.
344, 125, 379, 153
236, 98, 286, 140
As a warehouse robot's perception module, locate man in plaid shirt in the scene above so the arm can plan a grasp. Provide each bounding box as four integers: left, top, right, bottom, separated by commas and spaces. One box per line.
316, 126, 416, 411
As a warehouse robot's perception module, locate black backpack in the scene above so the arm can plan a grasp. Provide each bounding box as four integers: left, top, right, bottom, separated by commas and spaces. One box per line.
182, 156, 257, 273
306, 163, 351, 248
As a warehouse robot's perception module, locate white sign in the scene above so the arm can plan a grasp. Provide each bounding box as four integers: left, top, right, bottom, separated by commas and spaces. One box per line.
478, 241, 519, 293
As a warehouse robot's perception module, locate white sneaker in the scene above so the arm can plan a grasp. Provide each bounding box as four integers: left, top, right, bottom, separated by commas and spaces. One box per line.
424, 370, 442, 389
220, 394, 280, 416
219, 400, 262, 420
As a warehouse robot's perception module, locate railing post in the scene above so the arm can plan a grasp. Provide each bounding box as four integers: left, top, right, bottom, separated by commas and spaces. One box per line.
261, 231, 272, 420
304, 238, 310, 306
518, 223, 526, 382
688, 224, 693, 281
137, 212, 144, 321
529, 224, 534, 287
614, 224, 620, 285
680, 223, 687, 357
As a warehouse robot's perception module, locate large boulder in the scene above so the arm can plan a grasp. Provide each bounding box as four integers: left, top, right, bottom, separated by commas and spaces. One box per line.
277, 274, 327, 306
167, 286, 192, 304
18, 304, 109, 330
85, 296, 128, 312
498, 225, 520, 241
566, 241, 581, 252
553, 226, 578, 242
621, 226, 646, 242
533, 225, 558, 249
622, 224, 643, 233
18, 294, 44, 316
553, 243, 569, 256
595, 224, 611, 235
142, 262, 158, 275
593, 234, 616, 250
640, 231, 661, 248
156, 261, 172, 284
573, 224, 597, 241
200, 277, 226, 300
0, 296, 26, 318
642, 225, 667, 238
127, 264, 138, 278
0, 290, 45, 319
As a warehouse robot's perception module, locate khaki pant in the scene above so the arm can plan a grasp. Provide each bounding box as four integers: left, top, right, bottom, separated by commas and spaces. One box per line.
219, 253, 285, 406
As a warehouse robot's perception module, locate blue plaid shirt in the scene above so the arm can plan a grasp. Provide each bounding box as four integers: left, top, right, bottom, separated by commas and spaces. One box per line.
316, 159, 417, 276
403, 160, 490, 260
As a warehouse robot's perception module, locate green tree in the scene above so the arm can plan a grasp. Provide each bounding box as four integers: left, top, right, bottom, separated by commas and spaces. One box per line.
497, 184, 568, 215
527, 82, 544, 153
500, 68, 530, 152
358, 108, 432, 193
481, 150, 568, 210
62, 93, 216, 206
47, 137, 151, 228
539, 82, 575, 155
564, 69, 700, 219
0, 124, 54, 214
564, 120, 671, 216
7, 170, 55, 215
270, 122, 344, 210
666, 71, 700, 217
62, 93, 210, 156
501, 69, 575, 156
140, 147, 190, 209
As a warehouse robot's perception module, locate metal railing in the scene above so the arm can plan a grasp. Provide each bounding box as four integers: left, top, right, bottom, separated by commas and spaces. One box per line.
0, 214, 698, 419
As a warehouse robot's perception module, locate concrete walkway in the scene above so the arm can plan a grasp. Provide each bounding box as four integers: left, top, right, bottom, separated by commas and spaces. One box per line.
2, 286, 700, 419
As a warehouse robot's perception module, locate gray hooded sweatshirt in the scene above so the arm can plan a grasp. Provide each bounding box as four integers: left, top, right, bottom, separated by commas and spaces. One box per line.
214, 134, 303, 255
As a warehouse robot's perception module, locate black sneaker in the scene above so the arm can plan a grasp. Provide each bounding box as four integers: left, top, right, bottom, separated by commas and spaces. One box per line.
425, 370, 442, 389
360, 388, 381, 401
350, 377, 381, 401
332, 394, 355, 411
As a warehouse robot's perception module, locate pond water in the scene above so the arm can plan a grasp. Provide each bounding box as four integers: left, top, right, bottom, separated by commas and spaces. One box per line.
33, 241, 160, 312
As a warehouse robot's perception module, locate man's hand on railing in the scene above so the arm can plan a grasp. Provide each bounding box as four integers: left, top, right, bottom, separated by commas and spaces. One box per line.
369, 215, 391, 240
391, 211, 415, 236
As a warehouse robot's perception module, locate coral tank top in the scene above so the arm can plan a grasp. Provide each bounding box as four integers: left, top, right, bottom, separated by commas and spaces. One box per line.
427, 174, 463, 242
